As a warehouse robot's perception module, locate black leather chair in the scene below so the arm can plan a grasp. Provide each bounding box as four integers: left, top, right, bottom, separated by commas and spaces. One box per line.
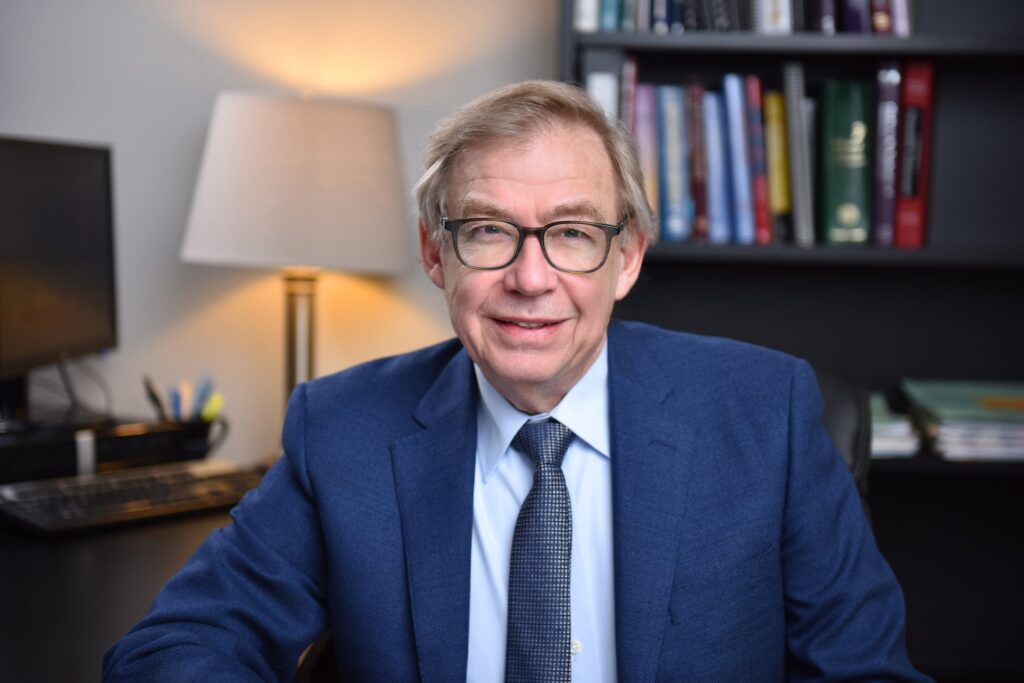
293, 369, 873, 682
814, 369, 872, 513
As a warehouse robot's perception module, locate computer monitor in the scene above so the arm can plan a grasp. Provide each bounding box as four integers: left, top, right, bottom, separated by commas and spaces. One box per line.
0, 136, 118, 430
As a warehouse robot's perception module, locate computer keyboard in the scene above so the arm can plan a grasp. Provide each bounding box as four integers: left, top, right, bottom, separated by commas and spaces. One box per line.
0, 460, 266, 534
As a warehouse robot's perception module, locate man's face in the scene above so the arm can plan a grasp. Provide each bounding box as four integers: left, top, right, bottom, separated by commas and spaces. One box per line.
420, 123, 646, 414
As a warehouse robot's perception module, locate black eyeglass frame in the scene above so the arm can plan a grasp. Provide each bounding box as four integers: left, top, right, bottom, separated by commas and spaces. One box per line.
440, 216, 627, 274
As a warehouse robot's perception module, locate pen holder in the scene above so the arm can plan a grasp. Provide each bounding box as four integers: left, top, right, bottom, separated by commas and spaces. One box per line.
179, 415, 229, 460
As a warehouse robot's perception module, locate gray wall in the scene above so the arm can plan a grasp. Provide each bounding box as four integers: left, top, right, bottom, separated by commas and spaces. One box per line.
0, 0, 560, 464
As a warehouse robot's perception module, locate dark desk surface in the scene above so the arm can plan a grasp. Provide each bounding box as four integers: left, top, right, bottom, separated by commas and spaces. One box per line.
0, 512, 230, 683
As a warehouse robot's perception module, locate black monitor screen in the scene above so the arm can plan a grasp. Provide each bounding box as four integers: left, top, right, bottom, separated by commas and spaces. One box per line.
0, 137, 117, 380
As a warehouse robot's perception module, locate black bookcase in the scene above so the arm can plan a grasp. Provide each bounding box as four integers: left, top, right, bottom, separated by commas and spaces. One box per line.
561, 1, 1024, 679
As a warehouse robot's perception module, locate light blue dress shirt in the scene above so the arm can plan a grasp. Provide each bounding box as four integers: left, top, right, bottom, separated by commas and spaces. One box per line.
466, 343, 616, 682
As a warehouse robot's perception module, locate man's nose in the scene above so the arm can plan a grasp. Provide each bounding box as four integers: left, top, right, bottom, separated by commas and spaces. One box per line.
504, 234, 557, 295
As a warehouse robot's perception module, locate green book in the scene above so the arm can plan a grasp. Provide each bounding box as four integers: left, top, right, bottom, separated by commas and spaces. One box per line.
819, 79, 872, 244
902, 380, 1024, 425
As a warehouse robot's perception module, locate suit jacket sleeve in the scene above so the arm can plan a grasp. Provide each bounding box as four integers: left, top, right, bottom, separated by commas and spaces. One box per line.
782, 359, 927, 681
103, 384, 328, 682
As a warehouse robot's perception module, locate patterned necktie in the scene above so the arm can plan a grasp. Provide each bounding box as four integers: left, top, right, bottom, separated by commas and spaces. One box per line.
505, 419, 575, 683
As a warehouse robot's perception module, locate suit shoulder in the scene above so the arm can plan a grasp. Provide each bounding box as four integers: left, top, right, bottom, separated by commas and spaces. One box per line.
299, 337, 464, 411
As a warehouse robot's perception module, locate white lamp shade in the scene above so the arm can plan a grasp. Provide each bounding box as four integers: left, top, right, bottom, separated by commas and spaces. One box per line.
181, 92, 410, 273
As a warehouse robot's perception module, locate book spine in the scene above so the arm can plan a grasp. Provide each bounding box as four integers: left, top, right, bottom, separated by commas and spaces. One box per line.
582, 48, 624, 120
601, 0, 623, 30
621, 0, 638, 31
869, 0, 893, 33
724, 75, 755, 244
653, 0, 671, 33
783, 62, 815, 247
636, 0, 652, 30
839, 0, 871, 32
575, 0, 601, 32
873, 62, 901, 246
746, 75, 772, 244
657, 85, 691, 241
792, 0, 806, 31
704, 91, 733, 244
621, 56, 639, 132
759, 0, 793, 34
809, 0, 838, 34
895, 60, 935, 249
679, 0, 700, 31
687, 83, 709, 242
634, 84, 662, 224
708, 0, 733, 30
891, 0, 911, 36
820, 80, 872, 244
763, 90, 793, 243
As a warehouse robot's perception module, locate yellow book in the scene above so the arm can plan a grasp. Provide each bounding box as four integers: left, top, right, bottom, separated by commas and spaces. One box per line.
763, 91, 792, 241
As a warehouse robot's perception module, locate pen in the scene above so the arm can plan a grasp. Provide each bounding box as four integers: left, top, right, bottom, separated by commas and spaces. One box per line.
178, 380, 194, 421
168, 385, 181, 421
191, 374, 213, 421
143, 375, 169, 421
200, 391, 225, 422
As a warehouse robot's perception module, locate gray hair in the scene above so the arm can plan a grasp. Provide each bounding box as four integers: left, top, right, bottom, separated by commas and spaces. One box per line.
413, 80, 657, 246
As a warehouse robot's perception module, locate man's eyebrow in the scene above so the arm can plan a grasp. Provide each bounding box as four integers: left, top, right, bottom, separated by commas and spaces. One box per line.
455, 199, 608, 224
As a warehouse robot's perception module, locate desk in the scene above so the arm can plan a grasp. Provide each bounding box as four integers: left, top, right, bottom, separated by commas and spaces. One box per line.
0, 512, 230, 683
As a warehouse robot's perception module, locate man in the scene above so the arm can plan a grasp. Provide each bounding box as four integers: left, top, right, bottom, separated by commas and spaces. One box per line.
104, 81, 928, 681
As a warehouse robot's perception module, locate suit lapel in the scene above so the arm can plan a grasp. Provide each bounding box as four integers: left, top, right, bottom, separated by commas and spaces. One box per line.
609, 324, 697, 681
391, 350, 477, 683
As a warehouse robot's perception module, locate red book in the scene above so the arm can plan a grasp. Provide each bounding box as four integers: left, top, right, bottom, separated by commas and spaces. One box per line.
894, 60, 935, 249
686, 82, 708, 243
745, 75, 772, 245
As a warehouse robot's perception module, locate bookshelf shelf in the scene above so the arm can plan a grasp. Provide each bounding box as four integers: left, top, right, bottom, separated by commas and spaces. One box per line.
574, 31, 1024, 59
645, 243, 1024, 269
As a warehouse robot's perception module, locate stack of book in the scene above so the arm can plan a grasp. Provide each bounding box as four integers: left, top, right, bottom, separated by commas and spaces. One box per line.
869, 392, 918, 459
902, 380, 1024, 462
575, 0, 912, 36
592, 59, 935, 247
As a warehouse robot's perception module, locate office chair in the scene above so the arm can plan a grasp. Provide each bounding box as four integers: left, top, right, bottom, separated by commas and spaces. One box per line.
293, 370, 874, 682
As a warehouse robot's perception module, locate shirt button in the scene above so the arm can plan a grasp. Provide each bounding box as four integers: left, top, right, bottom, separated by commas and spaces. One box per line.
570, 639, 582, 655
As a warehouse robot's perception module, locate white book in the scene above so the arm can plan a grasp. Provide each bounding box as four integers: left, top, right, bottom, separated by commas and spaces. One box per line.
892, 0, 912, 37
586, 71, 620, 121
724, 75, 755, 245
575, 0, 600, 33
759, 0, 793, 34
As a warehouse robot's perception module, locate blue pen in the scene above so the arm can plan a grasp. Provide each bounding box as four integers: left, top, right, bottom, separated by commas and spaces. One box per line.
191, 374, 213, 421
168, 385, 181, 421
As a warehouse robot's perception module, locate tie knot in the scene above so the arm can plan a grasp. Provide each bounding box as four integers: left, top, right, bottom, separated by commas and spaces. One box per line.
512, 419, 575, 469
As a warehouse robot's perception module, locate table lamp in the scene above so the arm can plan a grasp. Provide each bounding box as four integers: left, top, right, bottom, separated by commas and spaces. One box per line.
181, 92, 410, 398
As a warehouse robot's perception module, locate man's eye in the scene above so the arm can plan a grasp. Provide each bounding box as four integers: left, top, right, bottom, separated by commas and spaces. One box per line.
551, 226, 593, 241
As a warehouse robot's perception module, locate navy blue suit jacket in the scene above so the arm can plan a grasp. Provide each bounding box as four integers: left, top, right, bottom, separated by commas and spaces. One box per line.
104, 321, 927, 681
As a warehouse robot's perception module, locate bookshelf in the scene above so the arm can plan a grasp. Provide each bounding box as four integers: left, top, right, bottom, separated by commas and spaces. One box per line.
561, 0, 1024, 395
562, 2, 1024, 679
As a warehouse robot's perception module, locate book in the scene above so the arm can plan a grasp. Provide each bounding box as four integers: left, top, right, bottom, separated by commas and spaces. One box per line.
673, 0, 700, 31
783, 62, 815, 247
653, 0, 670, 33
809, 0, 838, 34
582, 48, 624, 120
891, 0, 911, 36
657, 85, 692, 241
763, 90, 793, 243
758, 0, 793, 34
633, 84, 661, 224
636, 0, 653, 30
707, 0, 736, 31
575, 0, 600, 32
724, 74, 755, 244
792, 0, 806, 31
819, 79, 872, 244
621, 0, 638, 31
873, 62, 901, 246
902, 380, 1024, 461
703, 90, 733, 244
869, 0, 894, 33
839, 0, 871, 32
870, 393, 919, 459
745, 75, 772, 244
687, 83, 709, 242
895, 60, 934, 249
621, 56, 639, 131
600, 0, 622, 30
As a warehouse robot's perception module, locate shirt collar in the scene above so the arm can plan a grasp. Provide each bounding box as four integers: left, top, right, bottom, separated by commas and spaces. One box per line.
474, 341, 610, 481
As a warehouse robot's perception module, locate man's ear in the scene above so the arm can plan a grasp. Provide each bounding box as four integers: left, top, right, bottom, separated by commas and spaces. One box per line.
614, 228, 648, 301
419, 220, 446, 290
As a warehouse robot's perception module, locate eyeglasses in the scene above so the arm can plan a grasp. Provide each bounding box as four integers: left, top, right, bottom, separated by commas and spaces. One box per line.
441, 217, 625, 274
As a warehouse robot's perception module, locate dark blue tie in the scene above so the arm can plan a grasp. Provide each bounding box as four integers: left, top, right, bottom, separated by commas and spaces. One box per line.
505, 419, 575, 683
